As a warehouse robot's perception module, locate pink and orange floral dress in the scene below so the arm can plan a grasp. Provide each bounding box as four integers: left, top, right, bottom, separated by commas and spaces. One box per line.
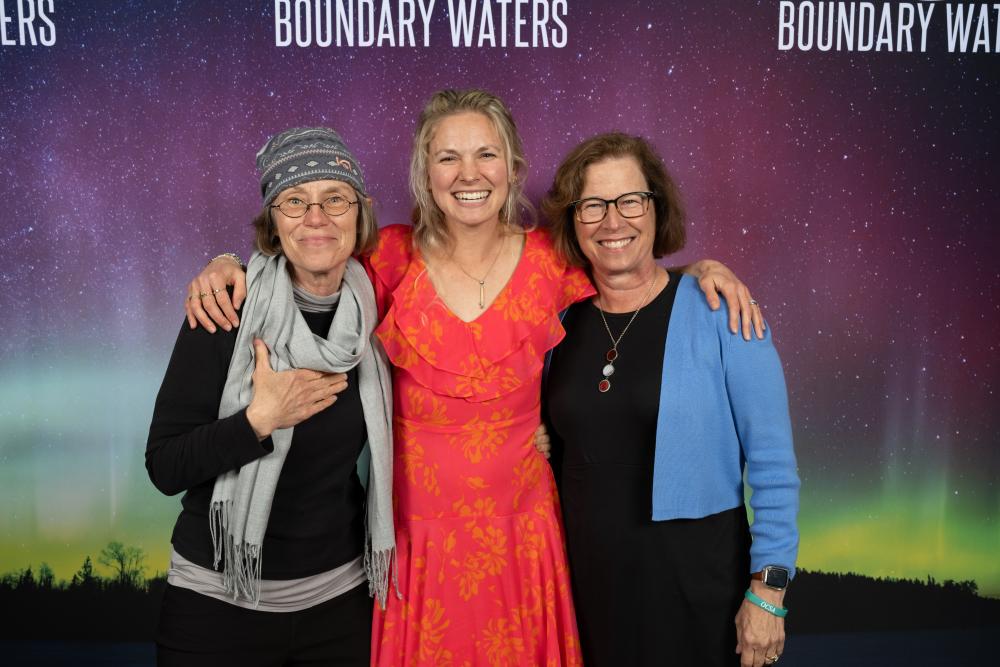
367, 224, 591, 667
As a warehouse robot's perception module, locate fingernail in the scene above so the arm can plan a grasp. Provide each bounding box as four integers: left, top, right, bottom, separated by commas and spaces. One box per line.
223, 325, 232, 332
208, 326, 216, 333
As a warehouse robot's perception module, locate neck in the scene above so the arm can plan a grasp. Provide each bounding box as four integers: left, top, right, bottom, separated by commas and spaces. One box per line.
593, 262, 663, 313
288, 264, 346, 297
437, 218, 506, 265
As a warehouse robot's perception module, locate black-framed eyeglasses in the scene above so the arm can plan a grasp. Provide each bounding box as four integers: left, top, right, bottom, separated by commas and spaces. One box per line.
570, 191, 654, 224
271, 195, 358, 218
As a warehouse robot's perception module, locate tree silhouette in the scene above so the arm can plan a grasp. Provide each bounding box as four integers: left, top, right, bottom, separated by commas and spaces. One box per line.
37, 562, 55, 589
98, 541, 147, 589
70, 555, 98, 589
17, 565, 36, 591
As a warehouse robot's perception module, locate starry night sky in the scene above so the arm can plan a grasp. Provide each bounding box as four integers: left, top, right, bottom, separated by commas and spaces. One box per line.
1, 1, 998, 594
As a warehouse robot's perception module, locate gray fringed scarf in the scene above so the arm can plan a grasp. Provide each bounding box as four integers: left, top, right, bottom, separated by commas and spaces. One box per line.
209, 251, 396, 608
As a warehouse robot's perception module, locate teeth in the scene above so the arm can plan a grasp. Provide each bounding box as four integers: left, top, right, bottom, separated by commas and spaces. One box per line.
454, 191, 489, 201
600, 238, 633, 249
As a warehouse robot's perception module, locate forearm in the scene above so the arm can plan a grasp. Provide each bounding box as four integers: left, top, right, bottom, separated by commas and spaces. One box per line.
146, 410, 272, 496
145, 320, 272, 495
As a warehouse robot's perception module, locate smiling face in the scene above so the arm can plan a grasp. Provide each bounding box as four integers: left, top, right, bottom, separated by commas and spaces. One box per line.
271, 179, 358, 293
427, 111, 510, 233
575, 156, 658, 280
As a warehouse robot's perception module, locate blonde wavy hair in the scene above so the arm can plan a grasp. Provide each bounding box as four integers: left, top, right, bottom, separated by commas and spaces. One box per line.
409, 89, 533, 250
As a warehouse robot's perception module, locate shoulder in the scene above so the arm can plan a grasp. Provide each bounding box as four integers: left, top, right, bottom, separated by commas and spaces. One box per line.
523, 227, 575, 276
367, 224, 415, 290
671, 274, 769, 343
167, 310, 239, 379
373, 224, 414, 257
525, 227, 567, 263
682, 276, 779, 357
379, 223, 414, 244
522, 227, 594, 306
671, 274, 715, 323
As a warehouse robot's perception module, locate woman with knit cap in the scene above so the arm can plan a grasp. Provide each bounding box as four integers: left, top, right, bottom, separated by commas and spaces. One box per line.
147, 127, 394, 666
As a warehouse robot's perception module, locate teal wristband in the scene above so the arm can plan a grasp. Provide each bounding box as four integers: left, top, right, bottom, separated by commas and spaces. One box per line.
744, 589, 788, 618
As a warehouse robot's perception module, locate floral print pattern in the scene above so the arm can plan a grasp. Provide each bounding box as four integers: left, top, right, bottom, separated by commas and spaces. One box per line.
368, 225, 592, 666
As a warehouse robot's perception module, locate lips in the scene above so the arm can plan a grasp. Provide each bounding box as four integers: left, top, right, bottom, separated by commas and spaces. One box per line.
598, 237, 634, 249
453, 191, 490, 201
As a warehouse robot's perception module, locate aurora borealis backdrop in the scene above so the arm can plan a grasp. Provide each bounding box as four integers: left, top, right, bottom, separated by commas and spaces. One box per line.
1, 0, 998, 606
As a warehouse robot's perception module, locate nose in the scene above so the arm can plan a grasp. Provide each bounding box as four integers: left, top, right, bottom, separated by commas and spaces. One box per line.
458, 157, 479, 183
303, 203, 328, 226
602, 205, 625, 229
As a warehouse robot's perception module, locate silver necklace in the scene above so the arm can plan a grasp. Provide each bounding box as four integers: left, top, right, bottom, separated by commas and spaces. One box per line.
597, 273, 658, 393
452, 234, 506, 309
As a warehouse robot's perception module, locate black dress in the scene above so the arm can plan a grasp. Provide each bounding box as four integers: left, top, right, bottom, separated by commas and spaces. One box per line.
545, 272, 751, 667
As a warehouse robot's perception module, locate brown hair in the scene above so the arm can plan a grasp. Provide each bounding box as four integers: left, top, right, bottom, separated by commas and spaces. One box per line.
409, 89, 533, 251
542, 132, 686, 267
252, 188, 378, 256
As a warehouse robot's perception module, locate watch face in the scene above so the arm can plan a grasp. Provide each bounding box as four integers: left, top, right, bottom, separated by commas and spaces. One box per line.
764, 567, 789, 589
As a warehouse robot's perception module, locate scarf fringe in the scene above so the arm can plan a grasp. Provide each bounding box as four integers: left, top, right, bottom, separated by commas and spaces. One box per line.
210, 499, 263, 606
365, 540, 400, 610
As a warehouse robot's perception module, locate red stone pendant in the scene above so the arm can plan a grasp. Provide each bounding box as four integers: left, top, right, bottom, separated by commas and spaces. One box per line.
606, 349, 618, 362
598, 379, 611, 393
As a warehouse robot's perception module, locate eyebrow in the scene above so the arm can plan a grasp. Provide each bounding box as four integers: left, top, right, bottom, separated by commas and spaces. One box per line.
433, 144, 502, 156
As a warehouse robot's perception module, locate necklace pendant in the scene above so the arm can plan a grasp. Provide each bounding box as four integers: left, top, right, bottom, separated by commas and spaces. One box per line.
598, 378, 611, 393
606, 348, 618, 362
602, 363, 615, 378
478, 280, 485, 309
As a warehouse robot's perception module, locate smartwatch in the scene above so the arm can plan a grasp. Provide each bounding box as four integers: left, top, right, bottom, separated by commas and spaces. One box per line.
751, 565, 790, 591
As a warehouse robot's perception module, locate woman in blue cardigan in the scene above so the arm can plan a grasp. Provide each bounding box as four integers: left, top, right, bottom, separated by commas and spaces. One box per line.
541, 133, 799, 667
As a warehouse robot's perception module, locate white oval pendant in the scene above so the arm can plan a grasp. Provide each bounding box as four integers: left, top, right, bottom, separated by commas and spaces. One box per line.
602, 364, 615, 378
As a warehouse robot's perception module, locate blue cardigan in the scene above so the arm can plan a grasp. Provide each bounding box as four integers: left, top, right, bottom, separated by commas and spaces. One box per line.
652, 275, 799, 575
552, 274, 800, 576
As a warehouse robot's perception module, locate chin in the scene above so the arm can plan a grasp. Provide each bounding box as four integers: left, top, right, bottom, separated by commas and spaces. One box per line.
595, 258, 641, 276
449, 214, 500, 230
291, 254, 345, 273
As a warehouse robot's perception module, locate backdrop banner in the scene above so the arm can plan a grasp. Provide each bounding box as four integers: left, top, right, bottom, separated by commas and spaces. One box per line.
1, 0, 997, 662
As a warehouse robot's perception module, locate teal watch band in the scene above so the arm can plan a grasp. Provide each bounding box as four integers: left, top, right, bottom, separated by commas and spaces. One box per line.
744, 589, 788, 618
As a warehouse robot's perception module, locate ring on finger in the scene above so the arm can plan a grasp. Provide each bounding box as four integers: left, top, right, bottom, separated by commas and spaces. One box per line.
749, 299, 759, 306
765, 655, 780, 664
198, 292, 210, 299
212, 287, 225, 295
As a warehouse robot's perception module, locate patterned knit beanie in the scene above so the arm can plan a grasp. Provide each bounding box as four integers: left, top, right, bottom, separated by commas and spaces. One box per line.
256, 127, 367, 205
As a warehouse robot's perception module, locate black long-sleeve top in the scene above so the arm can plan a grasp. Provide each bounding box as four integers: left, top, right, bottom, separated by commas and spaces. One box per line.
146, 308, 367, 579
